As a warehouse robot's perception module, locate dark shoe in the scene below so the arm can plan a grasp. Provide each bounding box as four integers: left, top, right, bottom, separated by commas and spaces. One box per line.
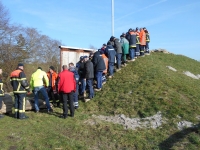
69, 114, 74, 117
19, 115, 29, 120
75, 106, 79, 109
59, 115, 67, 119
0, 114, 4, 119
48, 108, 53, 113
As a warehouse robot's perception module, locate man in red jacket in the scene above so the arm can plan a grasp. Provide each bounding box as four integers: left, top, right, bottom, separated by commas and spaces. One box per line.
57, 65, 76, 119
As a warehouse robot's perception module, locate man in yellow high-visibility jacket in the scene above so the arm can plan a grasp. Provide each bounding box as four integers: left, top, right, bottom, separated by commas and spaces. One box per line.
30, 67, 53, 113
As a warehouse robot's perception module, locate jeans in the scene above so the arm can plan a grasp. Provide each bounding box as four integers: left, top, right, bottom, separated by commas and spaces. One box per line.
86, 79, 94, 99
108, 62, 115, 76
129, 48, 135, 60
95, 71, 103, 89
33, 86, 51, 111
116, 53, 122, 69
73, 83, 79, 107
79, 78, 86, 95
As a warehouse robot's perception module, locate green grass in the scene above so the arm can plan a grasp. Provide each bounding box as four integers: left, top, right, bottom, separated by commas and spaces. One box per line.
1, 52, 200, 149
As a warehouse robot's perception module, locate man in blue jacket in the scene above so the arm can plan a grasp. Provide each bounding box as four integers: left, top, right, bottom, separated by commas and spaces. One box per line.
104, 42, 116, 78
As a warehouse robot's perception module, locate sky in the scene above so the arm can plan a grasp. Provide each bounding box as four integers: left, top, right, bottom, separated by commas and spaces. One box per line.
1, 0, 200, 61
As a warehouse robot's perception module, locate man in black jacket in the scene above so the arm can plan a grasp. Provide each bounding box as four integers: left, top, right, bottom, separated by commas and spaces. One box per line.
113, 37, 123, 71
92, 50, 106, 91
76, 56, 86, 97
83, 56, 94, 102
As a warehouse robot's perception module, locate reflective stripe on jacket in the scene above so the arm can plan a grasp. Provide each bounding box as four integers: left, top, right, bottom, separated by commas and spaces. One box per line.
10, 68, 29, 93
0, 79, 4, 96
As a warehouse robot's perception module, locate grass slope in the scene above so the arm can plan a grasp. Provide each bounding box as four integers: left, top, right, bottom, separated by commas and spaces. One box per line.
1, 52, 200, 150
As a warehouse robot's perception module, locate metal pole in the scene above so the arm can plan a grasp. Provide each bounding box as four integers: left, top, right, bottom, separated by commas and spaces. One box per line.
111, 0, 114, 36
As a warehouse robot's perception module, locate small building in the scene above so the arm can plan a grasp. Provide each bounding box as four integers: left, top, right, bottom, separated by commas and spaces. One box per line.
59, 46, 96, 69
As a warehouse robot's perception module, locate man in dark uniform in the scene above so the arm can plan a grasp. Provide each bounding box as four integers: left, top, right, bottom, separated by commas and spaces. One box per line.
10, 63, 30, 119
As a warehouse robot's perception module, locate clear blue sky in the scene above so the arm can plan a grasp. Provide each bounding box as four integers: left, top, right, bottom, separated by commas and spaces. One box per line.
1, 0, 200, 61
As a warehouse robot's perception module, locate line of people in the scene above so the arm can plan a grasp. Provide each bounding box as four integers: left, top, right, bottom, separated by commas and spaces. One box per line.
0, 27, 150, 120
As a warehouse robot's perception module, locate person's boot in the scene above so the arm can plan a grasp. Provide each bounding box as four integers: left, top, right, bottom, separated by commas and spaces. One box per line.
19, 112, 29, 120
14, 112, 19, 119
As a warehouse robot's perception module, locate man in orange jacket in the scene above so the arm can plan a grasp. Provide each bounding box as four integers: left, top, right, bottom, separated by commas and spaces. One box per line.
139, 28, 146, 57
46, 66, 59, 107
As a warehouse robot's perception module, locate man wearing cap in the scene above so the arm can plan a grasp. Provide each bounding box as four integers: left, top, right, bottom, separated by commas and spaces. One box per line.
104, 42, 116, 78
83, 56, 94, 102
69, 63, 79, 109
10, 63, 30, 119
46, 66, 59, 107
57, 65, 76, 118
92, 50, 106, 91
126, 28, 137, 61
30, 67, 53, 113
76, 56, 86, 98
0, 69, 4, 119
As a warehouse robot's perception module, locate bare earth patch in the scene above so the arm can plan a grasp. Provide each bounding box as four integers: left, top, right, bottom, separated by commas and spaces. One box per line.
92, 111, 167, 130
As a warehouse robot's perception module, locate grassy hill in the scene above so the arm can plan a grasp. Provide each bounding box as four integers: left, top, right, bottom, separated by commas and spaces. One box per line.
1, 52, 200, 150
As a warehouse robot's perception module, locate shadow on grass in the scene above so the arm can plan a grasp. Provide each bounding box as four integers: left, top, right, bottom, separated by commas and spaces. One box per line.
159, 123, 200, 150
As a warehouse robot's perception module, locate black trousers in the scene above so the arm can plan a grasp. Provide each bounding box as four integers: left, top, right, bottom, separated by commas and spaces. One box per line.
60, 92, 74, 117
14, 93, 26, 118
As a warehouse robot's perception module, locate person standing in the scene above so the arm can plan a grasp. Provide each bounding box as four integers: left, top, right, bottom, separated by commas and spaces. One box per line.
76, 56, 86, 98
30, 67, 53, 113
100, 50, 108, 84
92, 50, 106, 91
126, 28, 137, 61
104, 42, 116, 78
135, 27, 141, 58
83, 56, 94, 102
10, 63, 30, 119
120, 34, 129, 65
143, 27, 150, 55
57, 65, 76, 118
113, 37, 123, 71
46, 66, 59, 107
139, 28, 146, 57
0, 69, 4, 119
69, 63, 80, 109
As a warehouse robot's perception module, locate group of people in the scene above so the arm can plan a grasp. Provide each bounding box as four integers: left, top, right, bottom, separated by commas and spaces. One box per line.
0, 27, 150, 120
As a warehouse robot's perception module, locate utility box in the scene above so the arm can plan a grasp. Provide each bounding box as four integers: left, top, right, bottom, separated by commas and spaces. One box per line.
59, 46, 95, 69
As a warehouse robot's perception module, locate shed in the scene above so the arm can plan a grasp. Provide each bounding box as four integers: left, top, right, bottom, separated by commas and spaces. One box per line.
59, 46, 96, 69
